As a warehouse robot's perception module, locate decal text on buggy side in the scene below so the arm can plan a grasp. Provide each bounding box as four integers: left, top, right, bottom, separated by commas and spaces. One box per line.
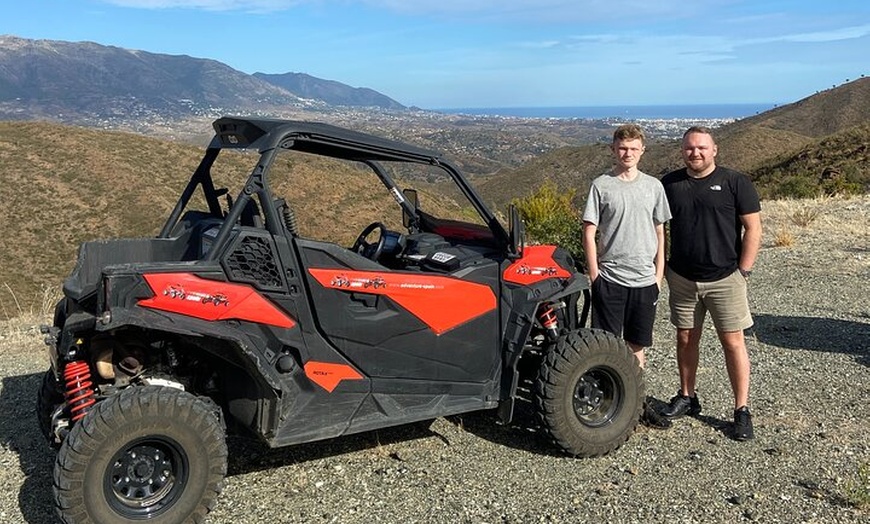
139, 273, 296, 328
304, 361, 365, 392
309, 268, 496, 335
503, 245, 572, 285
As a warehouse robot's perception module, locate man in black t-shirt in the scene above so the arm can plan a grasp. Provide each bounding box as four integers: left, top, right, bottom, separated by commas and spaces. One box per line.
661, 126, 762, 441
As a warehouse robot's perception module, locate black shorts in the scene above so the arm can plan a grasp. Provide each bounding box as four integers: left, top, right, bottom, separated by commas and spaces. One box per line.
590, 277, 659, 348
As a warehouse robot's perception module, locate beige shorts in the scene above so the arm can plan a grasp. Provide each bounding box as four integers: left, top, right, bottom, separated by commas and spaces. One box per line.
666, 267, 753, 332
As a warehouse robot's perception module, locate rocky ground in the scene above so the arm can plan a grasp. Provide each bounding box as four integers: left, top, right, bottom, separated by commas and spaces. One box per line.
1, 196, 868, 524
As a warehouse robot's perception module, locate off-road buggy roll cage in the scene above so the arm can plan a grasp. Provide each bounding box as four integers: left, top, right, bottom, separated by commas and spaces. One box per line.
161, 117, 515, 262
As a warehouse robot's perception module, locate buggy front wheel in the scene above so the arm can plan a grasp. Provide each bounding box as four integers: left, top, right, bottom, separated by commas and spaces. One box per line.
535, 329, 644, 457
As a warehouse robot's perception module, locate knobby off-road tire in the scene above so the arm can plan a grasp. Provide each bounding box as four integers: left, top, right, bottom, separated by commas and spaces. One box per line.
53, 386, 228, 524
535, 329, 644, 457
37, 368, 65, 446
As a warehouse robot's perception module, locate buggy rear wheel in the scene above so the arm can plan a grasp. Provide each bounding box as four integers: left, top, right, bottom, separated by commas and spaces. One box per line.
535, 329, 644, 457
53, 386, 227, 523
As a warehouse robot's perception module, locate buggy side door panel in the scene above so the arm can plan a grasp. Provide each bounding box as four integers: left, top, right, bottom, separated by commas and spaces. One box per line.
297, 240, 501, 384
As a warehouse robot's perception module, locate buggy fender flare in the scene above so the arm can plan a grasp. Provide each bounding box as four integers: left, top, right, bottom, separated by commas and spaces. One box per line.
495, 275, 590, 425
537, 274, 588, 302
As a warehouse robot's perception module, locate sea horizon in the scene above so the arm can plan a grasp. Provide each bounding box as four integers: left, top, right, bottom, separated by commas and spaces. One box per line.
436, 103, 780, 120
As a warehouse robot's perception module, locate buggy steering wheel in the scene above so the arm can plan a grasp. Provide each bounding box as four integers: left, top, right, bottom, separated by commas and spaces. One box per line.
352, 222, 387, 261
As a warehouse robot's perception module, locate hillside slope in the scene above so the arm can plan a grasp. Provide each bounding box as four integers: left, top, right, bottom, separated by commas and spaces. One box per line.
0, 120, 461, 318
723, 77, 870, 138
474, 143, 612, 210
0, 121, 209, 316
254, 72, 406, 109
478, 78, 870, 210
752, 121, 870, 198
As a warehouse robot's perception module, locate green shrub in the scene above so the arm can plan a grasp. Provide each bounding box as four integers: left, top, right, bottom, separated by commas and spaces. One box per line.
773, 176, 820, 199
758, 165, 866, 200
845, 462, 870, 510
821, 175, 863, 197
511, 181, 585, 269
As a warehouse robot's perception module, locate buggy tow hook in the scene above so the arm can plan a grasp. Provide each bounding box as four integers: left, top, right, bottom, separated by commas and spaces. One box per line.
39, 324, 60, 347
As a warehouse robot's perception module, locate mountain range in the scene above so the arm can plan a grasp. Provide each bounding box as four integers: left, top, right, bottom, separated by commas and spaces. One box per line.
0, 34, 405, 123
253, 72, 405, 110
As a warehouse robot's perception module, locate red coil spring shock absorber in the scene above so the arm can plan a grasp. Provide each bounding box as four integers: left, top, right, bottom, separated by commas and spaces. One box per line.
63, 361, 96, 422
538, 304, 560, 340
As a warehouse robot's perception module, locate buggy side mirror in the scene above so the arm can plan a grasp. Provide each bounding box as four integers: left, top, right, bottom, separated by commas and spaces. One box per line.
508, 204, 524, 259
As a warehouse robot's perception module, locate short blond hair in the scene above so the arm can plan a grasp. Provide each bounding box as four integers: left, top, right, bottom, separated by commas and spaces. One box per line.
613, 124, 645, 144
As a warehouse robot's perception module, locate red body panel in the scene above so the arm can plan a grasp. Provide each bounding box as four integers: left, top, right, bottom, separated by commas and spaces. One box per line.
503, 245, 572, 285
139, 273, 296, 328
308, 268, 496, 335
303, 361, 365, 392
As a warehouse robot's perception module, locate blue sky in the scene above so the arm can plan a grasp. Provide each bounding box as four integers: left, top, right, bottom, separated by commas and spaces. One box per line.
4, 1, 869, 109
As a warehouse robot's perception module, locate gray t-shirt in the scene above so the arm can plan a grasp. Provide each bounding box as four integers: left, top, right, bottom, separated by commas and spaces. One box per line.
582, 171, 671, 287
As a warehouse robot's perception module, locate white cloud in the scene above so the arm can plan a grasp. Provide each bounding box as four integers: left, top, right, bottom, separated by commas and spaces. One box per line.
98, 0, 726, 21
99, 0, 304, 11
777, 23, 870, 43
364, 0, 737, 22
517, 40, 562, 50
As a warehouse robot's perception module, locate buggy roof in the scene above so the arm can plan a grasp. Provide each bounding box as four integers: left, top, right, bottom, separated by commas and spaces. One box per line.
212, 116, 447, 165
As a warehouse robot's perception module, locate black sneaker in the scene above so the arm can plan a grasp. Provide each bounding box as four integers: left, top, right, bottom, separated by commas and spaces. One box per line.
641, 402, 672, 430
662, 391, 702, 418
733, 406, 754, 441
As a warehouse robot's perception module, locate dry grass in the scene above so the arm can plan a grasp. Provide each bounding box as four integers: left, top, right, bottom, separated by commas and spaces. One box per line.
0, 316, 46, 353
0, 283, 60, 322
0, 284, 60, 353
763, 194, 870, 240
760, 194, 870, 281
791, 205, 823, 227
771, 228, 795, 247
763, 195, 830, 228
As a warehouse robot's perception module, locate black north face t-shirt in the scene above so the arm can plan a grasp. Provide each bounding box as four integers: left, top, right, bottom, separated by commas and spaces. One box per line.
662, 167, 761, 282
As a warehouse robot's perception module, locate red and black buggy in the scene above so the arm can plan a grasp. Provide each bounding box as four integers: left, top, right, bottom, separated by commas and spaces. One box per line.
39, 117, 644, 523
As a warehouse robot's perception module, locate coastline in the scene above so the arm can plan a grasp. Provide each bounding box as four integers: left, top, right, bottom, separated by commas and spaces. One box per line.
435, 103, 780, 120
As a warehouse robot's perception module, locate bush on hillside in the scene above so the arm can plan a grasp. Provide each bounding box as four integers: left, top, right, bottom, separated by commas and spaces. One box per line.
511, 181, 585, 270
762, 171, 865, 199
770, 175, 820, 199
820, 164, 866, 196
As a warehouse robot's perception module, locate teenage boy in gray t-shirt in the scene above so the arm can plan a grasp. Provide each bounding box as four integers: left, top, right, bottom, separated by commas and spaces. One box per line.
582, 123, 672, 428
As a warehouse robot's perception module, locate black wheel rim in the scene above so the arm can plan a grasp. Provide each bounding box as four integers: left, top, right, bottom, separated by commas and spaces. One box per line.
572, 367, 622, 427
104, 436, 189, 519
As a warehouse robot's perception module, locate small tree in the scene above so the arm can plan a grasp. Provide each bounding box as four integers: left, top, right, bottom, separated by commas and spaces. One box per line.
511, 180, 585, 270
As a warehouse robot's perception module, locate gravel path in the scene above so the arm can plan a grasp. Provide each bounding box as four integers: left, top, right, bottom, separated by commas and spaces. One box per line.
1, 196, 868, 524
